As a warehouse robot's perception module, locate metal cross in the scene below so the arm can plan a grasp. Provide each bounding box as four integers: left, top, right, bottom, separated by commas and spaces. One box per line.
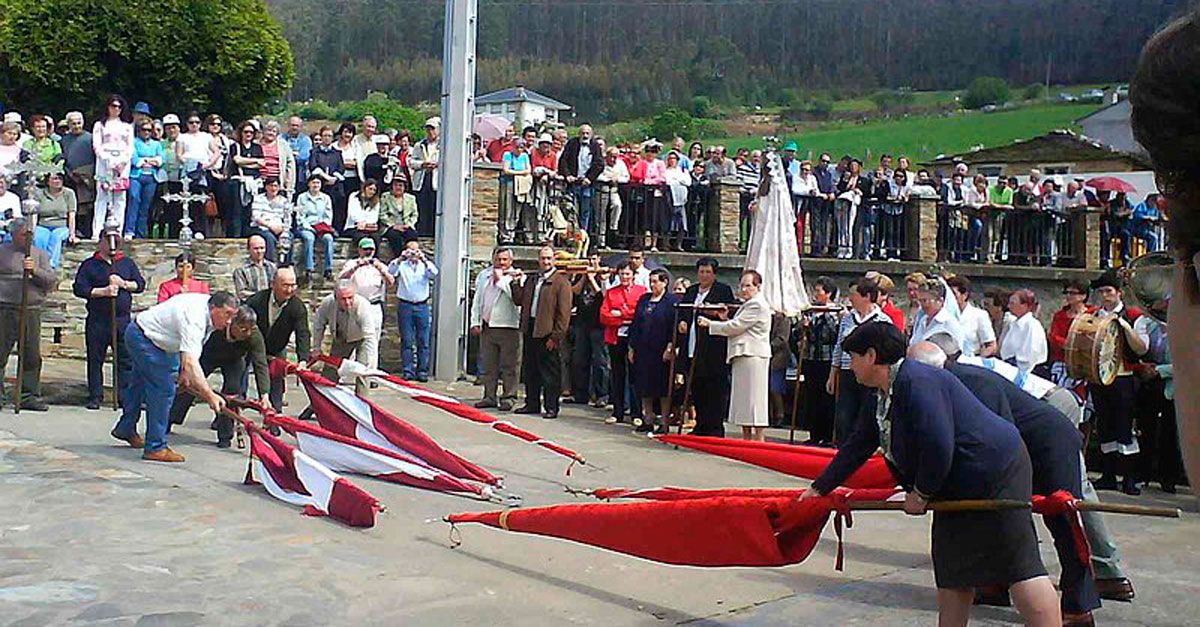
160, 176, 209, 245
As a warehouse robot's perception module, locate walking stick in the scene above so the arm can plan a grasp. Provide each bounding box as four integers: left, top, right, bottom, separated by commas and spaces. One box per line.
789, 325, 807, 444
664, 307, 679, 429
13, 230, 31, 414
677, 335, 700, 436
108, 231, 120, 411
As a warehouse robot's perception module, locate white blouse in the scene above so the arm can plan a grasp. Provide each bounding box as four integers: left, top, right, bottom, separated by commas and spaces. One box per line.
1000, 311, 1048, 373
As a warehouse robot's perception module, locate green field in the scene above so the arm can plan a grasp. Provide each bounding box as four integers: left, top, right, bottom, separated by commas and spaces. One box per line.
707, 103, 1102, 164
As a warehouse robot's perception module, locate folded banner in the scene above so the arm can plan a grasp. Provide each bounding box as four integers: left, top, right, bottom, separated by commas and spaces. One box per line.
242, 417, 381, 528
295, 368, 501, 486
652, 434, 897, 489
447, 494, 858, 568
312, 354, 587, 473
588, 486, 902, 502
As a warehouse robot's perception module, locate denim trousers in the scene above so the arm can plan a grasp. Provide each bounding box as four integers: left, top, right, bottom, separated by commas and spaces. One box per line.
397, 301, 432, 378
127, 173, 158, 238
33, 225, 71, 268
297, 228, 334, 271
113, 323, 180, 453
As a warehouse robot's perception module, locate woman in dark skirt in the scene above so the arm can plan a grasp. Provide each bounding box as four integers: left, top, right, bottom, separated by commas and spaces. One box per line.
802, 322, 1060, 627
628, 268, 678, 434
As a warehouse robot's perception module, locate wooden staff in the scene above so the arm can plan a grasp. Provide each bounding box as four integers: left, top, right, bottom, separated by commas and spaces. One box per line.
851, 499, 1180, 518
13, 229, 31, 413
108, 231, 120, 411
663, 306, 680, 432
789, 327, 806, 444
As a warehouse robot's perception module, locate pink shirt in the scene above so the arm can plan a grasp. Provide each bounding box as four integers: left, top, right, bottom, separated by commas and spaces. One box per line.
261, 141, 280, 180
630, 158, 667, 185
157, 278, 210, 304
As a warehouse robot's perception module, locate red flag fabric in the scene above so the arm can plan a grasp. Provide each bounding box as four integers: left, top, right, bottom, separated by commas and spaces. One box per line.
448, 495, 857, 568
243, 418, 380, 527
589, 486, 901, 502
265, 413, 494, 499
312, 354, 587, 471
653, 434, 897, 489
296, 368, 501, 486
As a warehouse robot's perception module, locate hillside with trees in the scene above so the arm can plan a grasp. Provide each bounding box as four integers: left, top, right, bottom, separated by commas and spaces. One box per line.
265, 0, 1187, 119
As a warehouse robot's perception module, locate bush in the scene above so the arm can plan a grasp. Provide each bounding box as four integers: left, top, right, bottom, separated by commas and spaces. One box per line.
295, 99, 336, 120
1022, 83, 1045, 101
642, 107, 721, 142
961, 77, 1010, 110
808, 96, 834, 118
689, 95, 714, 118
868, 89, 916, 112
332, 93, 425, 135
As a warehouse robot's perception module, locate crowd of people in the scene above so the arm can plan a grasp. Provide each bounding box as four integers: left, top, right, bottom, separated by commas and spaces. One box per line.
480, 126, 1167, 269
0, 96, 439, 283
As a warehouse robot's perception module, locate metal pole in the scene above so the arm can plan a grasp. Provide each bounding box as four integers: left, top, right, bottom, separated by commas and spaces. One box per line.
431, 0, 477, 381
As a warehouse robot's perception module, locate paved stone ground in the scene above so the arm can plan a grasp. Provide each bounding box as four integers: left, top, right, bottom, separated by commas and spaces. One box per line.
1, 365, 1198, 625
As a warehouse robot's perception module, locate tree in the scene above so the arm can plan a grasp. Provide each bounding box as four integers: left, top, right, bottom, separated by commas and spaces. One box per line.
0, 0, 293, 121
1022, 83, 1044, 101
961, 77, 1010, 110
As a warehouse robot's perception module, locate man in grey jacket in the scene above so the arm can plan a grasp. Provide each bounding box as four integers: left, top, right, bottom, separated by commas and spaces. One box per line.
469, 246, 524, 411
0, 218, 58, 410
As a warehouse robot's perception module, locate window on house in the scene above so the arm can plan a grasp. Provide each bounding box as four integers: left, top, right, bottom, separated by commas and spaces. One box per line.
1041, 165, 1071, 175
975, 166, 1002, 178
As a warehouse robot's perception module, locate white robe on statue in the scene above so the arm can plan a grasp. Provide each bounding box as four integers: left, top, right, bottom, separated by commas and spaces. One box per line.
745, 152, 809, 315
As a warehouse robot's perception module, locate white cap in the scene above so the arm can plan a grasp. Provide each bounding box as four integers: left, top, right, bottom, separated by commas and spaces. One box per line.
1052, 175, 1064, 187
372, 134, 391, 144
3, 112, 22, 124
537, 133, 553, 145
424, 116, 441, 129
162, 113, 181, 126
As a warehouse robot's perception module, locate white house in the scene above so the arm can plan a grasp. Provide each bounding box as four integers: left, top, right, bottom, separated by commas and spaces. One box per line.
475, 85, 572, 128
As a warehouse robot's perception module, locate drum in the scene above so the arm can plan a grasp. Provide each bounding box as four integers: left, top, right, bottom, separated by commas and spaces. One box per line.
1064, 313, 1122, 386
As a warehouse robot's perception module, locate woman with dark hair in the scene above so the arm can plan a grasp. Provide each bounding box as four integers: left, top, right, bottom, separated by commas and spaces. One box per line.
343, 178, 382, 245
334, 122, 359, 227
156, 251, 210, 302
685, 142, 704, 172
599, 262, 647, 425
91, 94, 134, 238
227, 121, 264, 238
203, 114, 234, 227
627, 268, 678, 434
309, 125, 345, 233
802, 321, 1061, 627
1129, 10, 1200, 488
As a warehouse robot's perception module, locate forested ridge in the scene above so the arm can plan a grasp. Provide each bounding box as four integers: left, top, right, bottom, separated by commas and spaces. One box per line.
265, 0, 1191, 119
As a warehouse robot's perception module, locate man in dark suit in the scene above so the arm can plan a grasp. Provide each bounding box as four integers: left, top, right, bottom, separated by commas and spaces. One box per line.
676, 257, 737, 437
556, 124, 604, 235
512, 245, 574, 419
245, 266, 312, 411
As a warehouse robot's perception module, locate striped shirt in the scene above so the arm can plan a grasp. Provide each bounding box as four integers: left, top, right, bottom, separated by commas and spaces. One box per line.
737, 161, 760, 195
831, 306, 888, 370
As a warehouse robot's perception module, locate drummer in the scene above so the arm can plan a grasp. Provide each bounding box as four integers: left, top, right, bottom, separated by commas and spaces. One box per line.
1089, 271, 1150, 495
801, 322, 1060, 627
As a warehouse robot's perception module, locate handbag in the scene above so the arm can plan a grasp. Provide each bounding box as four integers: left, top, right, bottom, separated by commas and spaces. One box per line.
110, 176, 131, 192
204, 195, 219, 217
312, 222, 336, 238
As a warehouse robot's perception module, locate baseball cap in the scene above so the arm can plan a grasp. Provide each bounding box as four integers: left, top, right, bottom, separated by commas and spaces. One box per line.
424, 116, 441, 129
372, 134, 390, 145
358, 237, 376, 249
162, 113, 181, 126
3, 112, 22, 124
537, 133, 553, 145
783, 141, 799, 152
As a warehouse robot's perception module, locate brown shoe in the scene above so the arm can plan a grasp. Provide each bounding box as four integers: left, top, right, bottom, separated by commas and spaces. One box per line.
142, 448, 185, 463
111, 429, 144, 449
1096, 577, 1135, 602
1063, 611, 1095, 627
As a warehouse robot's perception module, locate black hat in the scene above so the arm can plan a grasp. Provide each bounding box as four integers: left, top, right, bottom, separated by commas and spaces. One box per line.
1090, 269, 1121, 291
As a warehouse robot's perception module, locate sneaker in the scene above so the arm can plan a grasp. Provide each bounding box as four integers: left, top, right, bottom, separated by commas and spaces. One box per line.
142, 447, 185, 463
498, 399, 514, 412
634, 423, 654, 434
604, 416, 619, 425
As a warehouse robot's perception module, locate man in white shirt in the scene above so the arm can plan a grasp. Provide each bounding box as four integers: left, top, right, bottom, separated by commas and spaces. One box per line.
110, 291, 241, 462
337, 238, 394, 369
946, 275, 996, 357
313, 281, 376, 388
469, 247, 524, 410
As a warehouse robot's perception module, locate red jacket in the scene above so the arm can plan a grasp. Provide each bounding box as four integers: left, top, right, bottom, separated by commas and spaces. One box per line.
599, 284, 647, 345
881, 300, 905, 331
1048, 304, 1096, 363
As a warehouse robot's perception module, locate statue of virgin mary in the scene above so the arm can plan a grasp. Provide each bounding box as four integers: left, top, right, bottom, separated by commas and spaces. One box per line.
745, 150, 809, 315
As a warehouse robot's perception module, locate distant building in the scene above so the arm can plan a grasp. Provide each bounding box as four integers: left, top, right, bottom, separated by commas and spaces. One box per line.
1076, 100, 1147, 158
925, 129, 1151, 179
475, 85, 572, 128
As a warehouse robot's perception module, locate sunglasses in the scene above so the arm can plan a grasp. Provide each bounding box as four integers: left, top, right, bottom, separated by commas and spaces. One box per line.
139, 127, 152, 132
188, 120, 201, 124
109, 102, 122, 108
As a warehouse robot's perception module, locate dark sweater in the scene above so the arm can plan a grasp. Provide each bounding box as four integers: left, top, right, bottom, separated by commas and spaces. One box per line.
72, 253, 146, 328
814, 360, 1024, 499
245, 288, 312, 361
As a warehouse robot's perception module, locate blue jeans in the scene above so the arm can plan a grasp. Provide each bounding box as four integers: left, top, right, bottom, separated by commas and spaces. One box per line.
571, 185, 594, 232
33, 225, 71, 268
127, 173, 158, 239
113, 323, 180, 453
397, 301, 432, 378
297, 228, 334, 271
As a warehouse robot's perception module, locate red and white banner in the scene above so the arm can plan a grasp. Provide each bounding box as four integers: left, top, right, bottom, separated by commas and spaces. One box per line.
266, 413, 495, 500
244, 419, 380, 528
295, 369, 501, 486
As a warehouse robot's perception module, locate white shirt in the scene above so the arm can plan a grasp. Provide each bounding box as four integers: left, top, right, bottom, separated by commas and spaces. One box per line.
177, 132, 213, 165
687, 287, 711, 358
956, 355, 1056, 399
909, 304, 965, 350
341, 257, 388, 303
135, 293, 213, 355
959, 303, 996, 356
999, 312, 1048, 373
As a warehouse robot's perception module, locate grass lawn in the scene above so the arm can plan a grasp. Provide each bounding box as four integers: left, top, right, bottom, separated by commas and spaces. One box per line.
705, 103, 1102, 163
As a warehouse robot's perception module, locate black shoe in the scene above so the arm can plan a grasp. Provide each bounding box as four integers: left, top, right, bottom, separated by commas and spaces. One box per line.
542, 411, 558, 420
653, 424, 670, 435
1096, 577, 1136, 602
513, 405, 541, 415
498, 399, 515, 411
216, 439, 232, 449
1092, 475, 1119, 491
416, 376, 429, 383
86, 400, 102, 410
322, 270, 334, 281
18, 399, 48, 412
300, 271, 312, 286
634, 422, 654, 434
1161, 482, 1177, 494
267, 425, 282, 437
474, 399, 498, 409
1121, 477, 1141, 496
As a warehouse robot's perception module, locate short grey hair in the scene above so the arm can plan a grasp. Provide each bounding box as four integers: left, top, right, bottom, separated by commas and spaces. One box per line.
335, 279, 355, 294
926, 333, 961, 360
65, 111, 84, 123
8, 217, 28, 233
264, 119, 281, 132
907, 341, 947, 368
233, 304, 258, 326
